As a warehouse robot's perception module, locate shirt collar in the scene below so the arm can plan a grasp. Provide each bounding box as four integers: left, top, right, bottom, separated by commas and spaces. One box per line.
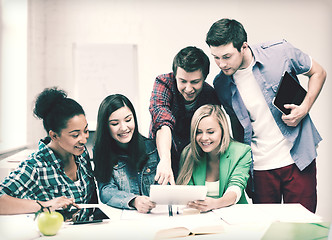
249, 44, 265, 67
37, 137, 84, 168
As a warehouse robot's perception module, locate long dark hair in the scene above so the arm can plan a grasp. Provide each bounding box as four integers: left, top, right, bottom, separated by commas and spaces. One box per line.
93, 94, 147, 182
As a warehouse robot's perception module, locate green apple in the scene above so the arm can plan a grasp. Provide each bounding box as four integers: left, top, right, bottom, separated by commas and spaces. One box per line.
37, 211, 64, 236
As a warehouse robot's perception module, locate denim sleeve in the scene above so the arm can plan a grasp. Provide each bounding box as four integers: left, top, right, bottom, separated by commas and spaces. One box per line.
283, 41, 312, 74
98, 180, 136, 210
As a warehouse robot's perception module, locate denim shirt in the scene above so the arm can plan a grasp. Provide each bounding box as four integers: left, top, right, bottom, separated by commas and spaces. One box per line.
213, 40, 322, 171
98, 138, 159, 209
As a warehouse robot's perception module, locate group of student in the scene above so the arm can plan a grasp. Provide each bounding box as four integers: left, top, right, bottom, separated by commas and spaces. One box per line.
0, 18, 326, 215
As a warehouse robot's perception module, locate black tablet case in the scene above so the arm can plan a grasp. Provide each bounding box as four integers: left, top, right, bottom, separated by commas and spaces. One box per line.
273, 71, 307, 115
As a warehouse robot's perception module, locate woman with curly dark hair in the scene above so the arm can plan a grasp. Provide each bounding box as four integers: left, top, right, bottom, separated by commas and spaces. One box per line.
0, 87, 97, 215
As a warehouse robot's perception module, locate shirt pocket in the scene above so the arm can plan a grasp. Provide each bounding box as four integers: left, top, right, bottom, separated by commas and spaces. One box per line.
142, 158, 158, 192
271, 83, 279, 94
267, 72, 286, 94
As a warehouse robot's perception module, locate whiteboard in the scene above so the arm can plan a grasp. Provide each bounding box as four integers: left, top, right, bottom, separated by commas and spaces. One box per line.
73, 43, 138, 130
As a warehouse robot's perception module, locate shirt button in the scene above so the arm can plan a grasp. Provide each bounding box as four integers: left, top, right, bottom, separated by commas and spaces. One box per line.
146, 168, 151, 173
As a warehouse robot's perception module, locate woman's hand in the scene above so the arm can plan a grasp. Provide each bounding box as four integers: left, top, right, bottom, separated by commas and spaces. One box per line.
132, 196, 156, 213
187, 197, 218, 212
43, 196, 79, 212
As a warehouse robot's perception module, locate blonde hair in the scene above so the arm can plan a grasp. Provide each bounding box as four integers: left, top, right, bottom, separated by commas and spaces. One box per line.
176, 104, 231, 185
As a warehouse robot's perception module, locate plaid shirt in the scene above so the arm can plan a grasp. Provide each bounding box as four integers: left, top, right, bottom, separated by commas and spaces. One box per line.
149, 72, 220, 154
0, 138, 96, 203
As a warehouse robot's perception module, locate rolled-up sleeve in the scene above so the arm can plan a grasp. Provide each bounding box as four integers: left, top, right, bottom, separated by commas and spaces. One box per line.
283, 41, 312, 74
0, 162, 38, 199
149, 74, 176, 138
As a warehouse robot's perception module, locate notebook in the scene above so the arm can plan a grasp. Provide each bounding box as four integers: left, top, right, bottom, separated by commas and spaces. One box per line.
56, 207, 110, 224
272, 71, 307, 115
261, 222, 330, 240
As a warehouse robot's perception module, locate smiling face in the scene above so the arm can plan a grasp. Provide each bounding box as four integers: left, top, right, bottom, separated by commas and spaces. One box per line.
54, 114, 89, 156
210, 42, 248, 76
108, 105, 135, 146
175, 67, 205, 102
196, 115, 222, 155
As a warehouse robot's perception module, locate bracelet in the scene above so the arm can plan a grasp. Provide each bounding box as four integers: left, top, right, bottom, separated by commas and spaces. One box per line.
36, 200, 45, 212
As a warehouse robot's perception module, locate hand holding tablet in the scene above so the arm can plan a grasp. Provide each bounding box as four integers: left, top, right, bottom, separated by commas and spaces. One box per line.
272, 71, 307, 115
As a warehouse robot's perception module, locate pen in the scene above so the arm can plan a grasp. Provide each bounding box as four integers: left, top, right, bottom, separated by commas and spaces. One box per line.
168, 204, 173, 217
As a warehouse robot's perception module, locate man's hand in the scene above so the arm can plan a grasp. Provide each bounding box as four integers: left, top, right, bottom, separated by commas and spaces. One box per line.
154, 160, 175, 185
155, 125, 175, 185
282, 103, 308, 127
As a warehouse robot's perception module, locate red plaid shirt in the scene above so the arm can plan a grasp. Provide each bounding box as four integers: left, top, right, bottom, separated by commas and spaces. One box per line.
149, 72, 220, 154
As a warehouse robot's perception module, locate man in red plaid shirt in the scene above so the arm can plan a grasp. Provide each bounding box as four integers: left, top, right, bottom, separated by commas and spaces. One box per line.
149, 46, 220, 185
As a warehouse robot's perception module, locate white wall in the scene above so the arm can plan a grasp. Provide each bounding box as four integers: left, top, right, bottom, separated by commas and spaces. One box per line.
26, 0, 46, 149
0, 0, 27, 152
27, 0, 331, 220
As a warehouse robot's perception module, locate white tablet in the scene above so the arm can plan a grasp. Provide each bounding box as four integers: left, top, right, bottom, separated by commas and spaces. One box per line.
150, 185, 207, 205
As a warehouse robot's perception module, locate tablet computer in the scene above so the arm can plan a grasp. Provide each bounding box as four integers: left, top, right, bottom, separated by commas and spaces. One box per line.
272, 71, 307, 115
56, 207, 110, 224
150, 185, 207, 205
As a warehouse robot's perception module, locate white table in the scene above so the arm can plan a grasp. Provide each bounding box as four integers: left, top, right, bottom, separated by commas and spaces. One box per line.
0, 203, 326, 240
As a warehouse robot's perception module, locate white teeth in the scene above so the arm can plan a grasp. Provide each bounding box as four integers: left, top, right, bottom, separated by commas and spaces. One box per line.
201, 142, 211, 146
119, 132, 129, 137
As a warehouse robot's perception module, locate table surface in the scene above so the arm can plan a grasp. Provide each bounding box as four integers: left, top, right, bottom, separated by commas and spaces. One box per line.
0, 203, 327, 240
0, 150, 329, 239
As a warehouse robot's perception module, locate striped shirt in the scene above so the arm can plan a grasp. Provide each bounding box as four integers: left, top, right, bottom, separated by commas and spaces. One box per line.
0, 138, 96, 203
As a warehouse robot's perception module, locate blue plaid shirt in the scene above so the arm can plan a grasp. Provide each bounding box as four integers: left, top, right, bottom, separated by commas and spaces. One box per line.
0, 138, 97, 203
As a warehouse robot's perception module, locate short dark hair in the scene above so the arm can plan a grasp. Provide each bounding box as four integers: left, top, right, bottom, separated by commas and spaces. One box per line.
206, 18, 247, 52
172, 46, 210, 80
33, 87, 85, 135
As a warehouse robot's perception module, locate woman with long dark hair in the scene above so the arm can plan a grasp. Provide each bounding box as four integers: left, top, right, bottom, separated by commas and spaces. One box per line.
94, 94, 159, 213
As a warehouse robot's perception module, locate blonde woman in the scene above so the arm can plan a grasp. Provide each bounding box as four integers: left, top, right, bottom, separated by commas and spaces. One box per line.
176, 104, 251, 212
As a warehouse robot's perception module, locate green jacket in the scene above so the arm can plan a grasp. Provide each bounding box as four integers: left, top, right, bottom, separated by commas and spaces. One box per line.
188, 141, 252, 204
